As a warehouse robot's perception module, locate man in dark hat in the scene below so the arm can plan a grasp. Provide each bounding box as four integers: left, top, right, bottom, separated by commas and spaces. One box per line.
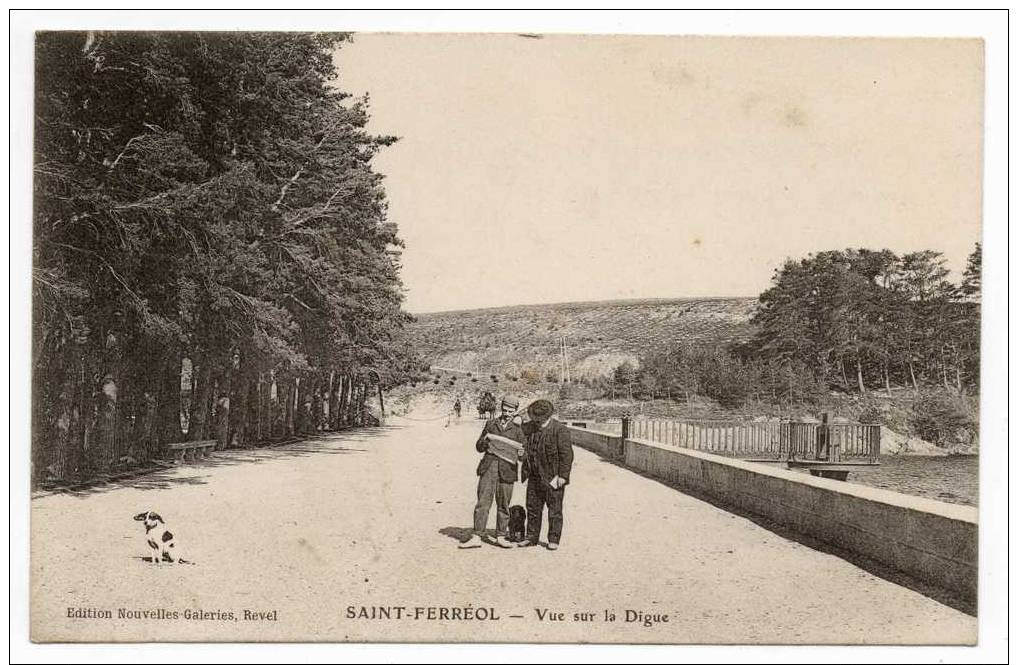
459, 395, 525, 549
518, 399, 573, 550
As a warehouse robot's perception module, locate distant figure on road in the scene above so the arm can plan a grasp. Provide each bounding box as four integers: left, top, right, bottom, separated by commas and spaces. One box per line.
459, 395, 524, 549
518, 399, 573, 550
477, 391, 496, 420
453, 398, 462, 419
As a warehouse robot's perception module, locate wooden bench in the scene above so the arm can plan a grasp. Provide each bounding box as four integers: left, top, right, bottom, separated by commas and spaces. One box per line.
166, 440, 218, 463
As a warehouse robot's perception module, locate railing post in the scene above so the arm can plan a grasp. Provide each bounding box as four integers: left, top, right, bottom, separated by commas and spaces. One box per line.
817, 412, 831, 461
621, 415, 631, 441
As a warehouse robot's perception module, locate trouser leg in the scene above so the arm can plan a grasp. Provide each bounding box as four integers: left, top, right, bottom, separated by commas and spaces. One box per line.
472, 464, 497, 534
494, 481, 513, 536
546, 486, 566, 544
525, 478, 544, 542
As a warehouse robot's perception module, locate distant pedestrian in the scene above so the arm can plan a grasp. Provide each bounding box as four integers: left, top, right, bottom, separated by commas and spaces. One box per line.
518, 399, 573, 550
453, 398, 462, 419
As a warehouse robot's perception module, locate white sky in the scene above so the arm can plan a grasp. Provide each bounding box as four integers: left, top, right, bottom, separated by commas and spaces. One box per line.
334, 34, 983, 313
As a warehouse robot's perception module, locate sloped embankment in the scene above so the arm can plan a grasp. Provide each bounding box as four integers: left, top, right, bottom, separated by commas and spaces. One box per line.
410, 297, 756, 380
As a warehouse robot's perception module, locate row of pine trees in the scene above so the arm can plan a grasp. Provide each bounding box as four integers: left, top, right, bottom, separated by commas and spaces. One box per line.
628, 246, 981, 409
32, 32, 419, 483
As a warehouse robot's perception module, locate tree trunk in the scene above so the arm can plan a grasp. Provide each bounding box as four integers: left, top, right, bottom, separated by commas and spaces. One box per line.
353, 382, 362, 426
234, 370, 250, 447
347, 381, 356, 426
77, 354, 97, 479
45, 363, 85, 482
214, 395, 230, 450
176, 360, 193, 442
156, 356, 183, 456
328, 371, 340, 430
282, 377, 294, 437
883, 364, 892, 396
92, 328, 125, 471
255, 373, 263, 443
311, 376, 324, 431
356, 383, 366, 425
295, 375, 310, 435
190, 359, 213, 441
324, 371, 334, 430
94, 375, 118, 472
346, 381, 355, 426
289, 376, 301, 436
243, 371, 259, 445
337, 373, 349, 427
270, 376, 281, 439
855, 358, 866, 394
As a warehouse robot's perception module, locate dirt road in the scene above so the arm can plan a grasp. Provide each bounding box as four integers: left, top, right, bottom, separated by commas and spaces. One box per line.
30, 416, 975, 644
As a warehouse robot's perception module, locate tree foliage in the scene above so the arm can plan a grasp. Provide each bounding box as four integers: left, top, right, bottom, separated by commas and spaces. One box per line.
33, 32, 421, 483
627, 245, 981, 412
748, 247, 980, 396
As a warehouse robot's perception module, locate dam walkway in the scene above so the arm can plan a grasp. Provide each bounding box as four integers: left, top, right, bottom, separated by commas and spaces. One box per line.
31, 415, 975, 644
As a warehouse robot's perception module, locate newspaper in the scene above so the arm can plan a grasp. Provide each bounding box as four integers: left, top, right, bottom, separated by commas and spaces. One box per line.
485, 433, 523, 464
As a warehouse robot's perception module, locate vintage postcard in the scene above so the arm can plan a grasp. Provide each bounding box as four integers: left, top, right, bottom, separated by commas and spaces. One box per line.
25, 26, 990, 648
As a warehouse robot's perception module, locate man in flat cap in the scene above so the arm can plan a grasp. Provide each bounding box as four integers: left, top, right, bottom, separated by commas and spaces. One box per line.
518, 399, 573, 550
459, 395, 525, 549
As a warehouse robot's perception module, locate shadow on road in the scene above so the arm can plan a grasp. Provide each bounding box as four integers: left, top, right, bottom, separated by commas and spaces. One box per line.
591, 455, 977, 617
132, 555, 196, 565
439, 527, 532, 548
34, 427, 399, 499
439, 526, 475, 543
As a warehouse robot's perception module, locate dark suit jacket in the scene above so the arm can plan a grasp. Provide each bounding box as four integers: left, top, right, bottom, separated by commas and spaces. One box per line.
476, 417, 525, 483
521, 418, 573, 485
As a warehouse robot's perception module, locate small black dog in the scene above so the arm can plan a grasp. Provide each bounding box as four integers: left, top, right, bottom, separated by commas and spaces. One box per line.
507, 505, 527, 543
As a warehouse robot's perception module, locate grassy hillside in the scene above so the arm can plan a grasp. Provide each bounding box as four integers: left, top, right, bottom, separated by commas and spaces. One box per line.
410, 297, 757, 381
399, 297, 978, 457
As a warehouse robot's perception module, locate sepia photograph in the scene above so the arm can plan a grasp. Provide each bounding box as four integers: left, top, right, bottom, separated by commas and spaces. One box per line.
10, 8, 1009, 662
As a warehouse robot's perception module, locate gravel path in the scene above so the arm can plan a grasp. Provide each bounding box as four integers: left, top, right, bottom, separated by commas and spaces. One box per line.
31, 417, 975, 644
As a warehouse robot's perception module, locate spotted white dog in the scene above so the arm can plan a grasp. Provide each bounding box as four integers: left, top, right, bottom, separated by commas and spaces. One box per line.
133, 511, 180, 564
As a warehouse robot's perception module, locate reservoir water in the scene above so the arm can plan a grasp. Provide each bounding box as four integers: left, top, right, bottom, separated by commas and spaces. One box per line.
789, 455, 979, 507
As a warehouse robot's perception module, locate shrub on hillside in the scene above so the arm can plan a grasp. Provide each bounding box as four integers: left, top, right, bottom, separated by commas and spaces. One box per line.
520, 368, 540, 385
908, 392, 978, 447
855, 399, 910, 431
856, 402, 886, 425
